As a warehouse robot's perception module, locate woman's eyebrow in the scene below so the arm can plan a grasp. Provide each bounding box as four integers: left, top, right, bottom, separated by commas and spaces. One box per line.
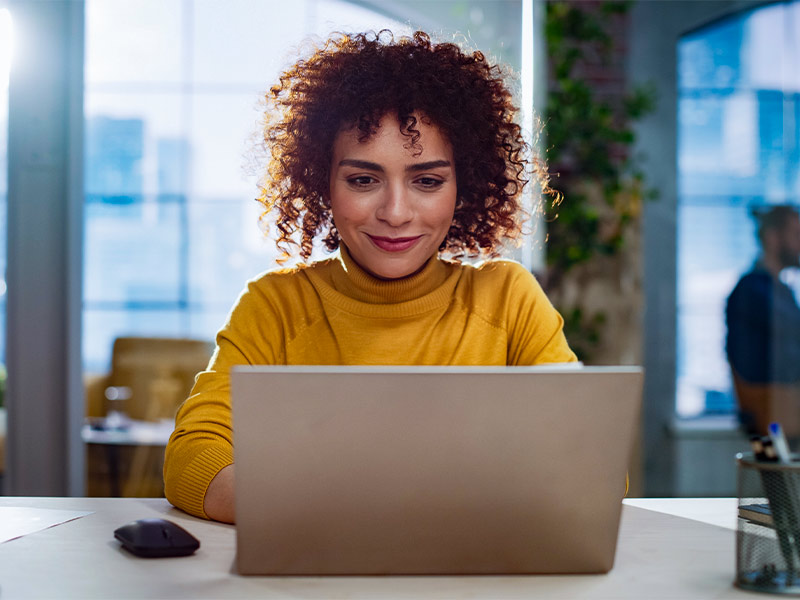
338, 159, 383, 171
406, 160, 452, 172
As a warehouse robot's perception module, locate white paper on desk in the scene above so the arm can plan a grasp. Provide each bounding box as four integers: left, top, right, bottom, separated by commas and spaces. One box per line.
0, 507, 93, 543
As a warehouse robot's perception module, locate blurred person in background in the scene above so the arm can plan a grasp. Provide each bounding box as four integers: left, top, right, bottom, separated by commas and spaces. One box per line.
726, 204, 800, 438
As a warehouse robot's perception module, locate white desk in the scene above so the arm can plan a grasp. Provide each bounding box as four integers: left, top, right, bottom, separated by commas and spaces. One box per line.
0, 497, 754, 599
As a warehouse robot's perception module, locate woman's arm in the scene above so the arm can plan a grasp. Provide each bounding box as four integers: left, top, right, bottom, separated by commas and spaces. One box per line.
164, 278, 285, 521
204, 464, 236, 523
503, 263, 577, 365
163, 369, 236, 519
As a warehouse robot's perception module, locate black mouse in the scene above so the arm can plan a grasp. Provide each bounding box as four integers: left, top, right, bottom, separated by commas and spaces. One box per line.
114, 518, 200, 558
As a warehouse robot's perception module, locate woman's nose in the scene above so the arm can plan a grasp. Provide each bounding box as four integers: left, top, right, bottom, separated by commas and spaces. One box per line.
375, 185, 413, 227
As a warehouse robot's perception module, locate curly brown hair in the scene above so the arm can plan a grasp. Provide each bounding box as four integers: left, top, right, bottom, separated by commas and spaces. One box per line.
257, 30, 549, 262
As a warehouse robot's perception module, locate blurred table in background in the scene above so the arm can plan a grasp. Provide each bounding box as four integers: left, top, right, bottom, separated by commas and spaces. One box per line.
83, 416, 174, 497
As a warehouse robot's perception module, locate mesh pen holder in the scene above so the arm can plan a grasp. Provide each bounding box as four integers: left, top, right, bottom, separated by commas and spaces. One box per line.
737, 452, 800, 595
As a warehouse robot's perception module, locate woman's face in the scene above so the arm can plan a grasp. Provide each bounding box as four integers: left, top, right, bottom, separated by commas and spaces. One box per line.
329, 113, 457, 280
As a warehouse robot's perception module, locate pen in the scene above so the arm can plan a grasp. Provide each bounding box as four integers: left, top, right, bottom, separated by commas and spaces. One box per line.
768, 423, 793, 463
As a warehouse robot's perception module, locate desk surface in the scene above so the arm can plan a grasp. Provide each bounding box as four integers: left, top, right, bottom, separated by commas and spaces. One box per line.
0, 497, 752, 599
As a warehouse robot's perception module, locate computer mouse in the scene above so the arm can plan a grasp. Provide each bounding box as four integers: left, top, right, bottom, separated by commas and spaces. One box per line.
114, 518, 200, 558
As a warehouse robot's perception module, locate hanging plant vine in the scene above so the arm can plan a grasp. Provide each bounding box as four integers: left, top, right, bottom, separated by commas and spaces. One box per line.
543, 0, 657, 360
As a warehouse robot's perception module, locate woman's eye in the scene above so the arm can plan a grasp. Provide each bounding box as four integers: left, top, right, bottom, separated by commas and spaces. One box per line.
347, 175, 377, 188
415, 177, 445, 189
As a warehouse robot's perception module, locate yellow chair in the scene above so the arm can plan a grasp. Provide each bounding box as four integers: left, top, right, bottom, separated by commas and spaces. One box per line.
85, 336, 213, 497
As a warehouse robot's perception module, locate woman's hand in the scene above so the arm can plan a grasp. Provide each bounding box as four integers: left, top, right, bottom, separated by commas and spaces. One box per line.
204, 464, 236, 523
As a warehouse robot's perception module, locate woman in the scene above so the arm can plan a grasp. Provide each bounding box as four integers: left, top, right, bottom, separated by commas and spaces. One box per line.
164, 30, 577, 523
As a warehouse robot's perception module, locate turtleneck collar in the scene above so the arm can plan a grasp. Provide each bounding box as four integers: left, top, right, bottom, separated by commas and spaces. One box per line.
329, 244, 451, 304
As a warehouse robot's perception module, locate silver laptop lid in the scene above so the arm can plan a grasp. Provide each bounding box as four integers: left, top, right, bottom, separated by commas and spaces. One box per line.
232, 366, 642, 575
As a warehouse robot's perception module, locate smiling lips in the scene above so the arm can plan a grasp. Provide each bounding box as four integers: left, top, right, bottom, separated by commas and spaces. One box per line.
367, 235, 422, 253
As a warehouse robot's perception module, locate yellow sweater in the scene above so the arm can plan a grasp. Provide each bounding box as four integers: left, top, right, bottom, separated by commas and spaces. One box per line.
164, 247, 577, 518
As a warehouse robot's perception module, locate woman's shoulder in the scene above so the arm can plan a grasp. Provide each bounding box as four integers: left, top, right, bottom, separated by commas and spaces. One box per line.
246, 256, 338, 291
446, 258, 548, 318
452, 257, 540, 288
227, 257, 339, 317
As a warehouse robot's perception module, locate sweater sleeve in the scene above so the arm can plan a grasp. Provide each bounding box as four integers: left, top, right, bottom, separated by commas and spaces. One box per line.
503, 263, 578, 366
163, 279, 285, 518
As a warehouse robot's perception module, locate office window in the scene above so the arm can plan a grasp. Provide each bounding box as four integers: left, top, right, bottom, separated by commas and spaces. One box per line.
83, 0, 410, 372
83, 0, 530, 373
676, 1, 800, 417
0, 5, 11, 366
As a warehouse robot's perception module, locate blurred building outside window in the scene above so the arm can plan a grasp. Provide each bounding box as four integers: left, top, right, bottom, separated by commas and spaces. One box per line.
676, 1, 800, 418
83, 0, 531, 374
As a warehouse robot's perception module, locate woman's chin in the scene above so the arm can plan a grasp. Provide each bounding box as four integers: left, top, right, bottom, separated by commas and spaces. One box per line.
358, 255, 431, 281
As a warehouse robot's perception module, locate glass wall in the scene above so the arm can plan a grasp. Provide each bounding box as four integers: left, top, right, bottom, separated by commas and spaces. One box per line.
676, 1, 800, 417
83, 0, 529, 373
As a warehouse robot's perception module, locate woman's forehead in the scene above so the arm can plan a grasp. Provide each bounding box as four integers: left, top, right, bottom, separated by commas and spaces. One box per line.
335, 110, 437, 136
331, 113, 453, 162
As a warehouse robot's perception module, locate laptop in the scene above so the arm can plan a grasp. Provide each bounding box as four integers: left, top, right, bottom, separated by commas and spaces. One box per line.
231, 365, 643, 575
